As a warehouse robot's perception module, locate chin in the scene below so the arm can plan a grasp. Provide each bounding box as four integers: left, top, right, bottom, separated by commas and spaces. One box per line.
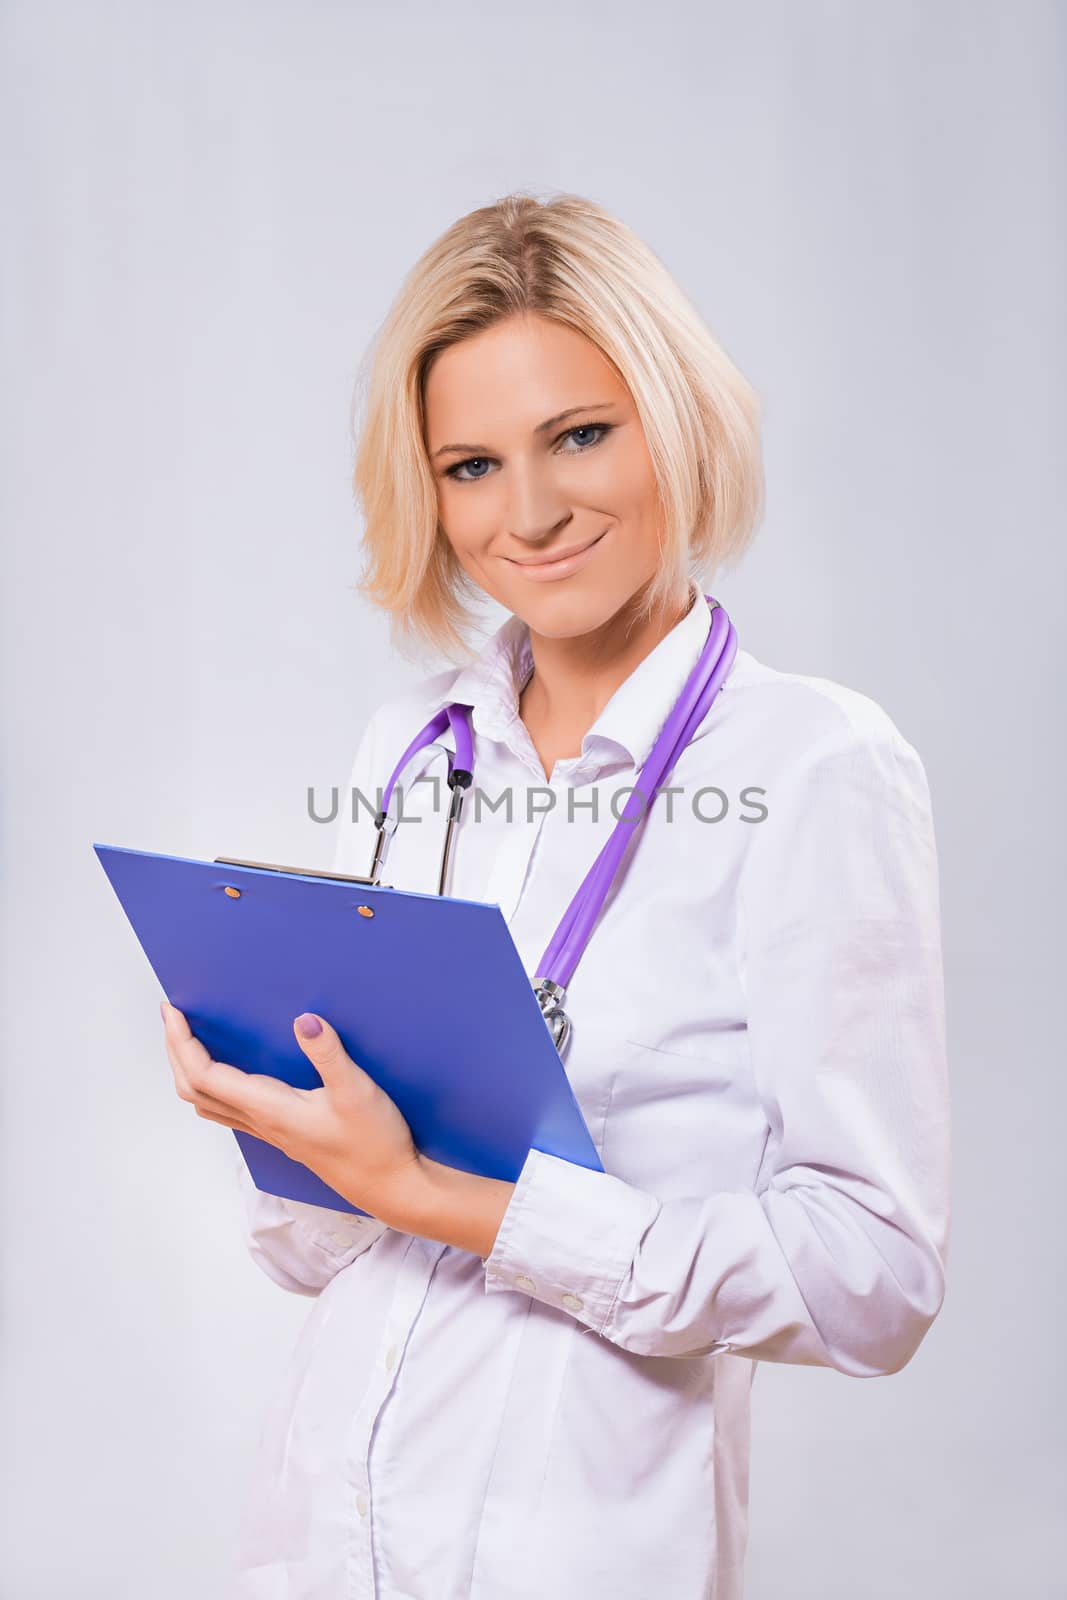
509, 578, 648, 640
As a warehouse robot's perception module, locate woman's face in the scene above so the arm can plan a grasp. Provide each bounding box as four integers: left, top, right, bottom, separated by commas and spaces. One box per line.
423, 312, 673, 640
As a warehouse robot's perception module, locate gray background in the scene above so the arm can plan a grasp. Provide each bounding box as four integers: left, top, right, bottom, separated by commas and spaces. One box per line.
2, 1, 1064, 1595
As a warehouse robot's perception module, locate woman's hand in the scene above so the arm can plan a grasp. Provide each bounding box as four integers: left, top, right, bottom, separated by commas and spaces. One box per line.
160, 1000, 426, 1224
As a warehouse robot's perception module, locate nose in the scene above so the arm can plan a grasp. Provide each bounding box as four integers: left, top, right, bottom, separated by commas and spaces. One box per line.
503, 457, 573, 547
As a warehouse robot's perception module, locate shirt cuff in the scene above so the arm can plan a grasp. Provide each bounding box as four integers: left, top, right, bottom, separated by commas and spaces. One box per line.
288, 1196, 390, 1256
483, 1146, 660, 1334
237, 1154, 389, 1260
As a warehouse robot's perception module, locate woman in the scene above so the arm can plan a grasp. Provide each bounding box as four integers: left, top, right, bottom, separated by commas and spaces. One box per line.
162, 192, 951, 1599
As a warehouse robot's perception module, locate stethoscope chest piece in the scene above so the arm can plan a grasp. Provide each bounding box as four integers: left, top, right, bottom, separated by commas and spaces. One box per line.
534, 978, 572, 1056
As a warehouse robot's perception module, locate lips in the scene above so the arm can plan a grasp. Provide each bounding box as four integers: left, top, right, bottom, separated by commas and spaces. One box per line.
504, 531, 606, 568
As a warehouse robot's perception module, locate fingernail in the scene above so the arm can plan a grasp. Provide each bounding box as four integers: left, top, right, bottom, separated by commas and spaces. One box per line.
295, 1013, 323, 1039
160, 1000, 168, 1021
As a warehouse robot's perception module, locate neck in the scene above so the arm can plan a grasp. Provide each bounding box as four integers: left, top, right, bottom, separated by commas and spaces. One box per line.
518, 579, 697, 746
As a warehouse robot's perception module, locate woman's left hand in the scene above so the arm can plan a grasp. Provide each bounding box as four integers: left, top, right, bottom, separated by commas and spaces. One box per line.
160, 1001, 425, 1224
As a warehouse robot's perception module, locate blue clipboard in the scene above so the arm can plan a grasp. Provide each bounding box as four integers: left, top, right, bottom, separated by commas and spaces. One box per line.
94, 843, 603, 1215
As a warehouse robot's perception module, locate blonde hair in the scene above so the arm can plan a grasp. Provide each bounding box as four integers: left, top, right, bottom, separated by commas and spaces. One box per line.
352, 190, 764, 660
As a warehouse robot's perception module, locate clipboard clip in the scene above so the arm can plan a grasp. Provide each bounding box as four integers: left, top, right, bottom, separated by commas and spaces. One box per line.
213, 856, 388, 887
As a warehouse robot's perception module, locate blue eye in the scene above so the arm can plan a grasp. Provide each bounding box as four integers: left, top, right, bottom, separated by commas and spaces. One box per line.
565, 425, 604, 450
444, 422, 613, 482
449, 456, 492, 481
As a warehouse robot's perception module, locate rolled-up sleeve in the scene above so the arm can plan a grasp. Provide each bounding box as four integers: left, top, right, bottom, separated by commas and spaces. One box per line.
483, 713, 951, 1378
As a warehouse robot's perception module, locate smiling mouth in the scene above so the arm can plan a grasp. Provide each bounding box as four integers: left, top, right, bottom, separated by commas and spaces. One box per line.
503, 530, 608, 568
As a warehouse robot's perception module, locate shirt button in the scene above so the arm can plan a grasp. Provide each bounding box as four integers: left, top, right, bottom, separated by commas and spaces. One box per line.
385, 1344, 398, 1370
561, 1292, 584, 1312
356, 1491, 368, 1518
515, 1274, 536, 1292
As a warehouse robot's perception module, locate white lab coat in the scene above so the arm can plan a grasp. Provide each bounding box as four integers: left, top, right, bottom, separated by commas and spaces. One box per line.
228, 589, 951, 1598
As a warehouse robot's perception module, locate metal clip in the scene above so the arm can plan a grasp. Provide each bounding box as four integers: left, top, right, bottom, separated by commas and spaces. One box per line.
533, 978, 572, 1056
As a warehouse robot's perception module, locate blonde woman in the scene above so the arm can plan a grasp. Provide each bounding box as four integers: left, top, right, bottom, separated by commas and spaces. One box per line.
162, 192, 951, 1599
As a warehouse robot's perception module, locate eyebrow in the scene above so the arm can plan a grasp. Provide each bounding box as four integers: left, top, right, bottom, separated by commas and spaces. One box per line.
431, 401, 619, 460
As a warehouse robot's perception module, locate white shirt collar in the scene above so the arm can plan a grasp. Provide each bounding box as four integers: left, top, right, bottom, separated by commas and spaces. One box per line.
422, 583, 721, 770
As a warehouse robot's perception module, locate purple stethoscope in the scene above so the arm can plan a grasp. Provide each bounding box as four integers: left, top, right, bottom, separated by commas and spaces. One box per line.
368, 594, 737, 1056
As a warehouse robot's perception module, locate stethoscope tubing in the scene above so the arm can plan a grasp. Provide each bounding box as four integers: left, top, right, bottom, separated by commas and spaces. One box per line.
541, 603, 736, 986
369, 594, 736, 1048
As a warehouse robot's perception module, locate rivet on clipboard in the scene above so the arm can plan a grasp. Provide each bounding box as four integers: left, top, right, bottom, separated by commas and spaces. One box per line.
223, 886, 241, 899
357, 905, 375, 919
